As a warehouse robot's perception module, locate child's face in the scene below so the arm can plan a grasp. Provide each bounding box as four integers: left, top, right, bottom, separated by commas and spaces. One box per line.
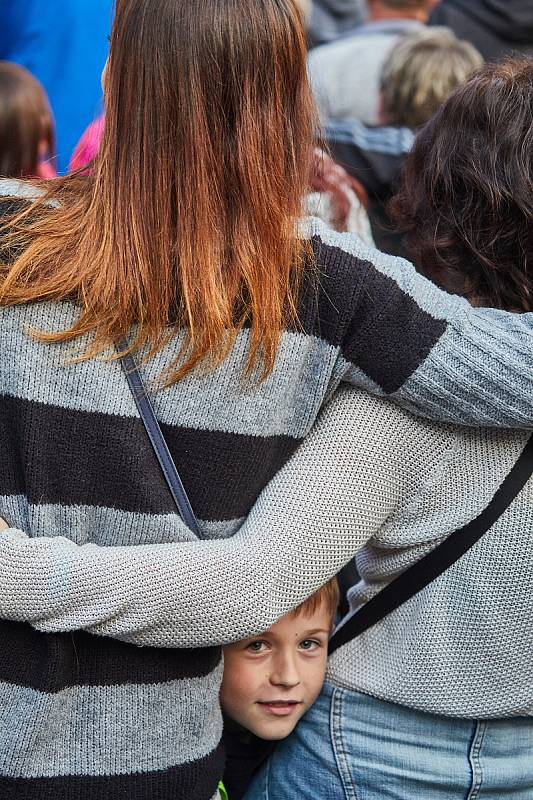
220, 602, 331, 741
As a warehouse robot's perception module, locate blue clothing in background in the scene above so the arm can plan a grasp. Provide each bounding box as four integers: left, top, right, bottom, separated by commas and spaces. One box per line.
0, 0, 112, 173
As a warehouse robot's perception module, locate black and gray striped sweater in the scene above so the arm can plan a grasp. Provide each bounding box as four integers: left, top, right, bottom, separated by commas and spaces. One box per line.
1, 186, 533, 800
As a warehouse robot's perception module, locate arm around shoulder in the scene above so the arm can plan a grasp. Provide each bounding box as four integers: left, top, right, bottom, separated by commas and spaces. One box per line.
312, 222, 533, 428
0, 388, 446, 647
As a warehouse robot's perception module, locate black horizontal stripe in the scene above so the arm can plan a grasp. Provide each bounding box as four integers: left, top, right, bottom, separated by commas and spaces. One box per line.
0, 621, 221, 691
297, 235, 448, 393
294, 236, 366, 345
0, 742, 224, 800
340, 253, 447, 393
161, 420, 299, 521
0, 393, 300, 520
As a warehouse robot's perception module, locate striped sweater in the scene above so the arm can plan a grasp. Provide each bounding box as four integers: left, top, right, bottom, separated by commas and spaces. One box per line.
0, 182, 533, 798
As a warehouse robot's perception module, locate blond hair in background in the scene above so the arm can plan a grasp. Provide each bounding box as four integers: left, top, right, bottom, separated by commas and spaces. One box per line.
381, 27, 483, 129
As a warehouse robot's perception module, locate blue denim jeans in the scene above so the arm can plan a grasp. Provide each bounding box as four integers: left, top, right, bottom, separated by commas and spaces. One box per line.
244, 682, 533, 799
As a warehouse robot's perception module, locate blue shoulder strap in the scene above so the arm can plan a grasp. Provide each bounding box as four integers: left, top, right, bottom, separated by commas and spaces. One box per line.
116, 339, 203, 539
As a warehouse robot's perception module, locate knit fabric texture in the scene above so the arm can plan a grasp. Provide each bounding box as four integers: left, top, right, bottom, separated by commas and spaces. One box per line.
325, 392, 533, 719
1, 179, 533, 798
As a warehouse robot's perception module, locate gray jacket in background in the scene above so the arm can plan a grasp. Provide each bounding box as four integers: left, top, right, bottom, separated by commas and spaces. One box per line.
308, 0, 367, 47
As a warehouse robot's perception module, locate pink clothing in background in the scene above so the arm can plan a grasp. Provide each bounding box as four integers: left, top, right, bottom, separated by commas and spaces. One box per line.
35, 159, 57, 179
69, 115, 104, 173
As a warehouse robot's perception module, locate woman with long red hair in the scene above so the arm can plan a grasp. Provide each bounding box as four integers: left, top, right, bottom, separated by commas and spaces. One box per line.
0, 2, 532, 799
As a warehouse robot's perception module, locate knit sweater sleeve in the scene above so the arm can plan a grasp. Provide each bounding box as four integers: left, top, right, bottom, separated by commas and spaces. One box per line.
308, 222, 533, 427
0, 389, 448, 647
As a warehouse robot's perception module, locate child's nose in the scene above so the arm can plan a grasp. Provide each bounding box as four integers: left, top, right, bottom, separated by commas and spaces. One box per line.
269, 652, 301, 688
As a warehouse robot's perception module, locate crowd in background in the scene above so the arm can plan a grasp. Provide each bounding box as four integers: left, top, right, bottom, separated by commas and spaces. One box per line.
1, 0, 532, 257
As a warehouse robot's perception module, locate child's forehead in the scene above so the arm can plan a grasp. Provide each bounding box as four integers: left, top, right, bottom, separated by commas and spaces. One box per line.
263, 604, 331, 639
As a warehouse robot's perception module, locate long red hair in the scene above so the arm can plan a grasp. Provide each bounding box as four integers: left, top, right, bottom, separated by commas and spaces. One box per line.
0, 0, 316, 382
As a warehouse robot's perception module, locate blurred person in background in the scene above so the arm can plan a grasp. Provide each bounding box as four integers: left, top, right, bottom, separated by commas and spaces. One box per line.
0, 0, 112, 173
0, 62, 55, 179
430, 0, 533, 62
296, 0, 312, 24
325, 27, 482, 254
307, 0, 367, 47
308, 0, 440, 124
305, 148, 375, 242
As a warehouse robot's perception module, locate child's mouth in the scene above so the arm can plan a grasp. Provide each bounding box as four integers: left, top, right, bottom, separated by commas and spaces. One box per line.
257, 701, 302, 716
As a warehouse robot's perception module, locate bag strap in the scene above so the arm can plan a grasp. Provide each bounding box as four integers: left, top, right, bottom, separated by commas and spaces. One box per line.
116, 339, 203, 538
329, 433, 533, 655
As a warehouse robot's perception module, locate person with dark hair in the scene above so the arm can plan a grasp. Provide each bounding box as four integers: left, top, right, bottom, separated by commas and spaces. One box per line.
308, 0, 440, 124
0, 62, 55, 179
326, 26, 482, 254
430, 0, 533, 62
0, 3, 533, 799
390, 58, 533, 310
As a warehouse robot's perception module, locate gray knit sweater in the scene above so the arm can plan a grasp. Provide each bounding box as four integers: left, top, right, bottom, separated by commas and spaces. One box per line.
1, 182, 533, 797
2, 387, 532, 719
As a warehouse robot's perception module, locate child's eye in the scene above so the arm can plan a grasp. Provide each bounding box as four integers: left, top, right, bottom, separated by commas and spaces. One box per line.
299, 639, 321, 651
246, 640, 268, 653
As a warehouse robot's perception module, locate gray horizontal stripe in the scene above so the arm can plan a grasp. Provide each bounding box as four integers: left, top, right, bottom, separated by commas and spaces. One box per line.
397, 317, 529, 425
0, 664, 223, 778
0, 496, 243, 546
1, 302, 337, 439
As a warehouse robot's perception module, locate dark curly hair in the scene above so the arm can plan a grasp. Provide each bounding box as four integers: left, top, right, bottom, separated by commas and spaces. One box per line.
390, 59, 533, 311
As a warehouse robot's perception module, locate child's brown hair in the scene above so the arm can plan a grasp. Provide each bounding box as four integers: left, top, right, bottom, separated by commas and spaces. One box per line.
291, 577, 340, 625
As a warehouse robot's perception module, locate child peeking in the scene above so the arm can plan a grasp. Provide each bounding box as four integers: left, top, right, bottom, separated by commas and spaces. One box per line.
219, 577, 339, 799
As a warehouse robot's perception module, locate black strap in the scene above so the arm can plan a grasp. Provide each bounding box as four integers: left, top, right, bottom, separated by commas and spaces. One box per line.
329, 433, 533, 655
116, 339, 203, 538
